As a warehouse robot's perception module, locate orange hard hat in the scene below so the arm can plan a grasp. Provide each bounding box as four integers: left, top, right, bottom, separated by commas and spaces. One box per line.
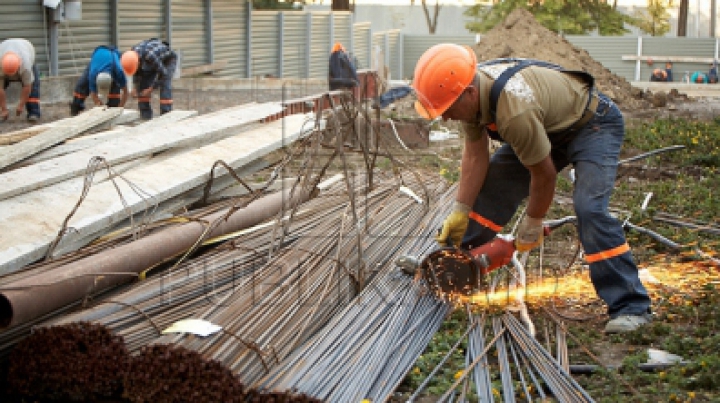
332, 42, 345, 53
121, 50, 139, 76
1, 52, 21, 76
412, 44, 477, 119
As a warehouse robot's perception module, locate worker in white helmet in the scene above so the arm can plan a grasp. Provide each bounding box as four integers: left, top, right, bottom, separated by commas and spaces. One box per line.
70, 45, 129, 116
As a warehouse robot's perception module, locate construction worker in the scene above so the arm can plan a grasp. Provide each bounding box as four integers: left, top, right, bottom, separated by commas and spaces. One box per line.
70, 45, 129, 116
328, 42, 358, 91
121, 38, 177, 120
0, 38, 40, 122
413, 44, 652, 333
649, 69, 668, 82
691, 71, 709, 84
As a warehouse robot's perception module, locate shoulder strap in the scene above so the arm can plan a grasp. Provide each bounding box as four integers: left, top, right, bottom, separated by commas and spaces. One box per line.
486, 59, 575, 120
482, 58, 595, 141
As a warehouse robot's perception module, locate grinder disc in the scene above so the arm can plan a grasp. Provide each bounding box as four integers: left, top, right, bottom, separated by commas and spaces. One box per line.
421, 247, 480, 298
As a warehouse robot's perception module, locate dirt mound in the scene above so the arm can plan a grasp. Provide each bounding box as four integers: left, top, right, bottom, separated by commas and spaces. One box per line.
474, 8, 645, 110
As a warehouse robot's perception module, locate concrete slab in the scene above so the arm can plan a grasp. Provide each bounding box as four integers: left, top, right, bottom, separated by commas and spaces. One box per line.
0, 113, 316, 276
0, 107, 124, 170
21, 110, 198, 165
0, 104, 281, 201
631, 81, 720, 98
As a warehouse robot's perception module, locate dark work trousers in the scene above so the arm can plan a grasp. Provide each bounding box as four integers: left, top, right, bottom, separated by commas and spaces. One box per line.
135, 69, 172, 120
461, 92, 652, 319
71, 65, 122, 113
3, 64, 41, 118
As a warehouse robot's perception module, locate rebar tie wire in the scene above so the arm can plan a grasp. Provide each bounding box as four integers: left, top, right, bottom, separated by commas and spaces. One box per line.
45, 156, 158, 261
94, 300, 163, 336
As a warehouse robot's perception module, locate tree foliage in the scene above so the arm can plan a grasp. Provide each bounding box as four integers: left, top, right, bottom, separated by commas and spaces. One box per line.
252, 0, 300, 10
631, 0, 673, 36
464, 0, 636, 36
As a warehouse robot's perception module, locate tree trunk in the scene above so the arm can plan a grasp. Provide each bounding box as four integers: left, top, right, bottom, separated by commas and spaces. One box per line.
711, 0, 716, 37
678, 0, 689, 36
332, 0, 351, 11
421, 0, 442, 34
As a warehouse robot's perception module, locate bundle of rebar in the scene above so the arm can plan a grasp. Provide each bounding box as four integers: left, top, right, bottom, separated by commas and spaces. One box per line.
6, 321, 128, 401
124, 344, 244, 403
416, 310, 595, 403
152, 174, 445, 386
256, 184, 456, 401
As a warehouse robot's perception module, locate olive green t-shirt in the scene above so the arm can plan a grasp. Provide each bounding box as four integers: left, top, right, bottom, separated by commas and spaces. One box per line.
462, 63, 591, 166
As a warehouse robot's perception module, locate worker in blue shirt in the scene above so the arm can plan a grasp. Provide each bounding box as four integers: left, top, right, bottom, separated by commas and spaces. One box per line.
70, 45, 128, 116
121, 39, 177, 120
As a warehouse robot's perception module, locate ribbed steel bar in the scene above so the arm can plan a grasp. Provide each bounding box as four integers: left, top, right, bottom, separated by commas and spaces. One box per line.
468, 312, 494, 403
504, 313, 595, 403
493, 316, 517, 403
408, 307, 479, 402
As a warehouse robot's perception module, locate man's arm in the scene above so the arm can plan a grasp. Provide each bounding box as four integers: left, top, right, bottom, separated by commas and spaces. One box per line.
456, 131, 491, 206
16, 84, 31, 115
524, 154, 557, 218
119, 87, 129, 107
0, 87, 7, 118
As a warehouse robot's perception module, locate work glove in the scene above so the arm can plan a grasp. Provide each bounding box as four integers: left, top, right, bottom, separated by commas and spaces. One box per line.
436, 202, 471, 247
515, 215, 544, 252
1, 109, 8, 121
15, 106, 23, 116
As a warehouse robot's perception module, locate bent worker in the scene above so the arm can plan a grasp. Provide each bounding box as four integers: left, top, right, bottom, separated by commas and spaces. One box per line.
691, 71, 709, 84
70, 45, 129, 116
413, 44, 652, 333
649, 68, 667, 82
121, 39, 177, 120
328, 42, 359, 91
0, 38, 40, 122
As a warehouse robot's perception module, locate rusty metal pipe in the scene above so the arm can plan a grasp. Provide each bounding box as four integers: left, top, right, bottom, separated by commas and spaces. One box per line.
0, 186, 316, 329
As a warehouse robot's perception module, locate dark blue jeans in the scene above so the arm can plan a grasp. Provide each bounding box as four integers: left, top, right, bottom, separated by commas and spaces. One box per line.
71, 65, 122, 112
134, 69, 173, 120
3, 64, 40, 118
462, 93, 651, 318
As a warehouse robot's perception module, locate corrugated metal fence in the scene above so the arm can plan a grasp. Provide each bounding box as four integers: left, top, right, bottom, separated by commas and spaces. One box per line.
1, 0, 718, 84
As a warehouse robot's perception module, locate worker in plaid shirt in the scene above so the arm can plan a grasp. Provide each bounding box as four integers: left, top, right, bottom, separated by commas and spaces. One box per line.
121, 39, 178, 120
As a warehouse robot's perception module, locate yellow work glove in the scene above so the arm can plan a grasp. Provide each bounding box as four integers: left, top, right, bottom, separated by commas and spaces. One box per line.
515, 216, 544, 252
436, 202, 471, 247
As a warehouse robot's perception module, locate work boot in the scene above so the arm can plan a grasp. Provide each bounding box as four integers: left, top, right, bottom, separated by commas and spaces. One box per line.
27, 114, 40, 123
69, 102, 83, 117
604, 314, 652, 333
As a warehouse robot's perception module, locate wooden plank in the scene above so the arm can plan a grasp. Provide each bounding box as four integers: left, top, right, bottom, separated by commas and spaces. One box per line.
0, 109, 138, 146
0, 103, 282, 201
622, 55, 717, 63
21, 110, 199, 166
0, 114, 313, 276
0, 107, 124, 170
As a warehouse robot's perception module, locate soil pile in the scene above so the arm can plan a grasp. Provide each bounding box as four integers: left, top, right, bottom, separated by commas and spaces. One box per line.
474, 8, 645, 109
